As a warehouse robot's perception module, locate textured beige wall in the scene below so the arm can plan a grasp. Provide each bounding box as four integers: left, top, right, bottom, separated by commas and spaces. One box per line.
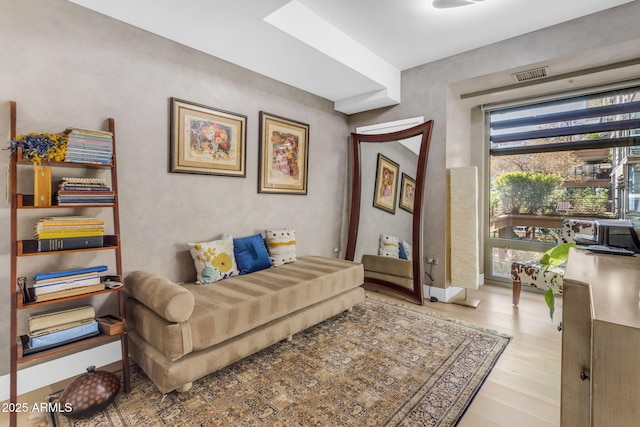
0, 0, 349, 376
2, 0, 640, 380
348, 1, 640, 289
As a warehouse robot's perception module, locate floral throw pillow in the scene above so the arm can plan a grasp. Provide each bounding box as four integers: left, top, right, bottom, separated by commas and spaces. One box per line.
188, 235, 239, 284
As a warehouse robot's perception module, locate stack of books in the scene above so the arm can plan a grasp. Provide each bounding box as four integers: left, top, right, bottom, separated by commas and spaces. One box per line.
23, 305, 99, 355
56, 177, 115, 206
64, 127, 113, 165
32, 265, 107, 302
34, 216, 105, 252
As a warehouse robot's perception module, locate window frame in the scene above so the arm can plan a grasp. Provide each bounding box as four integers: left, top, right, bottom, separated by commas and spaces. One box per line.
483, 83, 640, 285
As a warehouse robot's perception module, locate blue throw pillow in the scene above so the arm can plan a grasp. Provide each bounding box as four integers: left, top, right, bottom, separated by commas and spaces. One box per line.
399, 240, 413, 261
233, 234, 273, 274
399, 243, 408, 260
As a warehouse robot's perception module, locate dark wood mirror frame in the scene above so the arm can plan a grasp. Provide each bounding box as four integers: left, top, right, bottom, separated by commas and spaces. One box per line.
345, 121, 434, 305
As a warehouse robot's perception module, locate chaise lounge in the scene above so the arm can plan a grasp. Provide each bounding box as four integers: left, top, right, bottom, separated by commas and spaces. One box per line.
124, 256, 364, 394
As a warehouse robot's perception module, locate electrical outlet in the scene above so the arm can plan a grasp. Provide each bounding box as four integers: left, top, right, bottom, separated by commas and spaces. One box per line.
426, 257, 438, 265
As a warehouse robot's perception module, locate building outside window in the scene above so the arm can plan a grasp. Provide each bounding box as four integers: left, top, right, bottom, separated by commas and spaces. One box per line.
485, 85, 640, 284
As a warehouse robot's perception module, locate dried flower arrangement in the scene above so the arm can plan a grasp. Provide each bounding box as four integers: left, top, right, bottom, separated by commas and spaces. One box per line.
8, 132, 68, 164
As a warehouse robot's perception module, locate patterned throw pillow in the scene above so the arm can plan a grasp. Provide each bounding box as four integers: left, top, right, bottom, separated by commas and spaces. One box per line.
265, 229, 297, 266
188, 235, 239, 284
399, 241, 413, 261
378, 234, 400, 258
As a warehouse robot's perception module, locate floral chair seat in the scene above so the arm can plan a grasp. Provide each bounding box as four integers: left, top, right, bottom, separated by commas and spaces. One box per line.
511, 219, 595, 306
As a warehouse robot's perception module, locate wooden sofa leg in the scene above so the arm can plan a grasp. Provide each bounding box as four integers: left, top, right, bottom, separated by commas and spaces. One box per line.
175, 382, 192, 392
285, 335, 293, 342
512, 280, 521, 307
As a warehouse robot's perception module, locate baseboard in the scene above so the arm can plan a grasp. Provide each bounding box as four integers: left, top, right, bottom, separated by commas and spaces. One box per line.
0, 341, 121, 401
424, 285, 465, 303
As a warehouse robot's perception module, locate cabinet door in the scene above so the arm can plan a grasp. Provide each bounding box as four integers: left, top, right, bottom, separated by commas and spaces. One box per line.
592, 322, 640, 426
561, 279, 592, 427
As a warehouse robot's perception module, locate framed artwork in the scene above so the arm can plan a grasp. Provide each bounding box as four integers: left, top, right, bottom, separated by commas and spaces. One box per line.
258, 111, 309, 194
399, 173, 416, 213
170, 97, 247, 176
373, 153, 399, 214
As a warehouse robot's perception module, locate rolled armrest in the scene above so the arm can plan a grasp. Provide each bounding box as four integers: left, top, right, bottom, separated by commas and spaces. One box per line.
124, 271, 195, 323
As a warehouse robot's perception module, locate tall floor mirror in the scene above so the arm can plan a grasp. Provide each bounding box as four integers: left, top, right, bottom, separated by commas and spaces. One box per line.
345, 121, 434, 305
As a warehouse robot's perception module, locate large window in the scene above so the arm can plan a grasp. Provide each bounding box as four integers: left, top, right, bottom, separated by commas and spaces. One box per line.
485, 86, 640, 283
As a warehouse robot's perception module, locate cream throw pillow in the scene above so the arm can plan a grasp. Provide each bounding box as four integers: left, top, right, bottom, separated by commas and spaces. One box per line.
265, 229, 297, 266
188, 235, 239, 284
379, 234, 400, 258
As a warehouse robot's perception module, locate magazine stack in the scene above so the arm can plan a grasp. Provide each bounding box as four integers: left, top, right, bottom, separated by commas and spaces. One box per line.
34, 216, 105, 252
56, 177, 115, 206
64, 127, 113, 165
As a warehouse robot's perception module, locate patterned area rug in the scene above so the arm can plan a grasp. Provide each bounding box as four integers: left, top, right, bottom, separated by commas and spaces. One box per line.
51, 296, 510, 426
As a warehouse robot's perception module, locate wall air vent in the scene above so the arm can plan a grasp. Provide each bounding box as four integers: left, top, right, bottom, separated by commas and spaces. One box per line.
511, 66, 549, 82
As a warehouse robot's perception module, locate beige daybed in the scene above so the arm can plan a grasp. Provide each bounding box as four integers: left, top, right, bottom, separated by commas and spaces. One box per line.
124, 256, 364, 394
362, 254, 413, 290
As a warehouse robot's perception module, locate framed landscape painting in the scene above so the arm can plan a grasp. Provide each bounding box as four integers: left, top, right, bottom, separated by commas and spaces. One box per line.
399, 173, 416, 214
258, 112, 309, 194
373, 153, 399, 214
170, 98, 247, 177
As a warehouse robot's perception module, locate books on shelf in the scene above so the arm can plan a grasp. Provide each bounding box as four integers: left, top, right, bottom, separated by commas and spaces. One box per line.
34, 216, 105, 241
28, 320, 99, 349
56, 177, 115, 206
35, 229, 104, 239
33, 265, 108, 281
28, 304, 95, 333
37, 235, 104, 252
24, 305, 99, 355
29, 317, 96, 338
34, 273, 101, 296
26, 266, 108, 303
22, 320, 100, 356
34, 283, 105, 302
63, 127, 113, 165
36, 215, 105, 224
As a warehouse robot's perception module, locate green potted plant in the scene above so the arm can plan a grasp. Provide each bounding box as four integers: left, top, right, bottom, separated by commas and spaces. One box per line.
539, 242, 576, 320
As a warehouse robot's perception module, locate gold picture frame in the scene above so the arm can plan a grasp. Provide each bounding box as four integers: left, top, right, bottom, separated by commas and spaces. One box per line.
373, 153, 399, 214
258, 112, 309, 194
170, 98, 247, 176
399, 173, 416, 214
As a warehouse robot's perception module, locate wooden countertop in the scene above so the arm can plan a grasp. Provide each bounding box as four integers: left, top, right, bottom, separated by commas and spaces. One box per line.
564, 247, 640, 329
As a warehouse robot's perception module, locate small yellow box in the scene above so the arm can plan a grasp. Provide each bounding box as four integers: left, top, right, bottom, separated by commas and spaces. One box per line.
96, 315, 124, 336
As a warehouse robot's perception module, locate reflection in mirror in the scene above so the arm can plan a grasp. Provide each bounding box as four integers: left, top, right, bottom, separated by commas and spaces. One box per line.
345, 121, 434, 305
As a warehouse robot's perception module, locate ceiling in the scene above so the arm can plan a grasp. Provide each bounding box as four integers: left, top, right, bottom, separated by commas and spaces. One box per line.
67, 0, 635, 114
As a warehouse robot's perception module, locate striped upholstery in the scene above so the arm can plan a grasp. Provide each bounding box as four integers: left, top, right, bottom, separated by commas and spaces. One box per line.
127, 256, 364, 362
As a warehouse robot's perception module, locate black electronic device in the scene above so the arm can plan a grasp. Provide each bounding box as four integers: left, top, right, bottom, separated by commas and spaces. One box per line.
586, 245, 636, 256
574, 233, 597, 245
594, 219, 640, 253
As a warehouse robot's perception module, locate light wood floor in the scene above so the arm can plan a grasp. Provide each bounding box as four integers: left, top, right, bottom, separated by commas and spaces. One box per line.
2, 284, 562, 427
374, 284, 563, 427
